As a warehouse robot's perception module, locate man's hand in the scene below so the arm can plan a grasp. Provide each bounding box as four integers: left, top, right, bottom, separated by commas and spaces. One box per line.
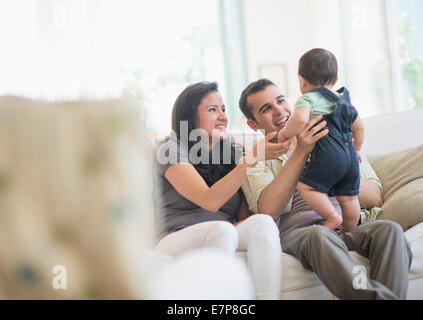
295, 113, 328, 155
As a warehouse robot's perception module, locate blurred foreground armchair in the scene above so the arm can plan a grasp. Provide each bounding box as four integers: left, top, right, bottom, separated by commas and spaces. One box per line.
0, 96, 253, 300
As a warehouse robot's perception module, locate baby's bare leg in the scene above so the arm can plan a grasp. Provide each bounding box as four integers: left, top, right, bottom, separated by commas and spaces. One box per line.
297, 182, 342, 230
336, 195, 361, 233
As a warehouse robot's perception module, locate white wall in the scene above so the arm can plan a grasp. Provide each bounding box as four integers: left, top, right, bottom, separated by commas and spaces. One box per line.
242, 0, 400, 118
243, 0, 344, 103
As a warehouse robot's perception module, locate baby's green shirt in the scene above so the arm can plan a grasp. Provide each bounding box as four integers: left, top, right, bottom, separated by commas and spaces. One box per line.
294, 89, 341, 119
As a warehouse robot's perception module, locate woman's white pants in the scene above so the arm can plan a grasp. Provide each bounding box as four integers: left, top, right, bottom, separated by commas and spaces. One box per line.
155, 214, 282, 299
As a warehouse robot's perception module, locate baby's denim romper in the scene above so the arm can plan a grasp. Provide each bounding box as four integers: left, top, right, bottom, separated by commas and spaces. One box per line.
299, 87, 360, 196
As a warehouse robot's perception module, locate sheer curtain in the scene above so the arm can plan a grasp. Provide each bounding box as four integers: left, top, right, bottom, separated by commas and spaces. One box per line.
0, 0, 243, 135
0, 0, 122, 101
339, 0, 423, 116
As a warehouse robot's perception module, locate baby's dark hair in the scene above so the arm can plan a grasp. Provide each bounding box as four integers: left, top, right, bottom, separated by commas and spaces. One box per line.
298, 48, 338, 86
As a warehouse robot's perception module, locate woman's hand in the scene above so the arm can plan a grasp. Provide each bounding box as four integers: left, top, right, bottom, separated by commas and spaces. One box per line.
295, 113, 329, 156
261, 131, 292, 160
356, 150, 362, 163
244, 131, 291, 166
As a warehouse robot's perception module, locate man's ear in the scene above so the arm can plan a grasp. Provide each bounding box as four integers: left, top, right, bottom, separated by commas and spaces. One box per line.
247, 119, 259, 131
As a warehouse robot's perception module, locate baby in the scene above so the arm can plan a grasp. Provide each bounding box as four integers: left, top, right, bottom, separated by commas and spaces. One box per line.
278, 48, 364, 233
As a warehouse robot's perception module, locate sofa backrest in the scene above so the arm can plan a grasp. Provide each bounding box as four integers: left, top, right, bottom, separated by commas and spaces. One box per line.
154, 108, 423, 157
362, 108, 423, 155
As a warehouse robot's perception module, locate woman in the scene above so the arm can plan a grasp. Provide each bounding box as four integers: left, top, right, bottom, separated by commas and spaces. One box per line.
155, 82, 291, 299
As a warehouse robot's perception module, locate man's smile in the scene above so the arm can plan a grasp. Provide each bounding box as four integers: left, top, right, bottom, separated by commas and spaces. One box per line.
274, 114, 290, 128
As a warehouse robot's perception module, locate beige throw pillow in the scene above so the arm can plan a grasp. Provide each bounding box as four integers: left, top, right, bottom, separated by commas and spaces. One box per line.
367, 144, 423, 230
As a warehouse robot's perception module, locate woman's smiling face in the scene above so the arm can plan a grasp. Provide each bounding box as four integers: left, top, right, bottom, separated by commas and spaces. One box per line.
196, 91, 228, 148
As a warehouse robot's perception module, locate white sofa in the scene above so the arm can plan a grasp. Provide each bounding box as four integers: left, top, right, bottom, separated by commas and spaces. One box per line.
2, 96, 420, 299
150, 108, 423, 300
235, 108, 423, 299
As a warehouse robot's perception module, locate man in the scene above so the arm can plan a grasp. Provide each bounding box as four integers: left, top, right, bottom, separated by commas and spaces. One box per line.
239, 79, 412, 299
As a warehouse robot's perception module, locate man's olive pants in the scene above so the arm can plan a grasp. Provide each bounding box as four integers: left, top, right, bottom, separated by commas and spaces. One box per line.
281, 221, 413, 299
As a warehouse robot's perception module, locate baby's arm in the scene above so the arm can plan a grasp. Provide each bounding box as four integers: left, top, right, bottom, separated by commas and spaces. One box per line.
351, 116, 364, 162
278, 107, 310, 142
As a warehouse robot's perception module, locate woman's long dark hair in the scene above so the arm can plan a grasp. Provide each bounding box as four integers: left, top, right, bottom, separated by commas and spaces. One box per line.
171, 82, 240, 187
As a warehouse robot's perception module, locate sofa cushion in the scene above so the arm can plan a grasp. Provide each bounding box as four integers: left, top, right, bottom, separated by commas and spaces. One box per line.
368, 145, 423, 230
362, 108, 423, 155
404, 222, 423, 281
237, 250, 371, 297
378, 179, 423, 231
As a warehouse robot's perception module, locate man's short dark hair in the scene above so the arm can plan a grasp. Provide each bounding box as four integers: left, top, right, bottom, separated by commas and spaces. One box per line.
298, 48, 338, 86
239, 78, 275, 120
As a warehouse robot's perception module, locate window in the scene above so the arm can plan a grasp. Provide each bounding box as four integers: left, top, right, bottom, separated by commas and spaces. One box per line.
115, 0, 248, 134
112, 0, 227, 135
339, 0, 423, 117
0, 0, 248, 135
388, 0, 423, 110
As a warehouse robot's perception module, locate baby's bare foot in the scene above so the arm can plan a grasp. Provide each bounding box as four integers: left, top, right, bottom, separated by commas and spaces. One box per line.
323, 213, 343, 231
